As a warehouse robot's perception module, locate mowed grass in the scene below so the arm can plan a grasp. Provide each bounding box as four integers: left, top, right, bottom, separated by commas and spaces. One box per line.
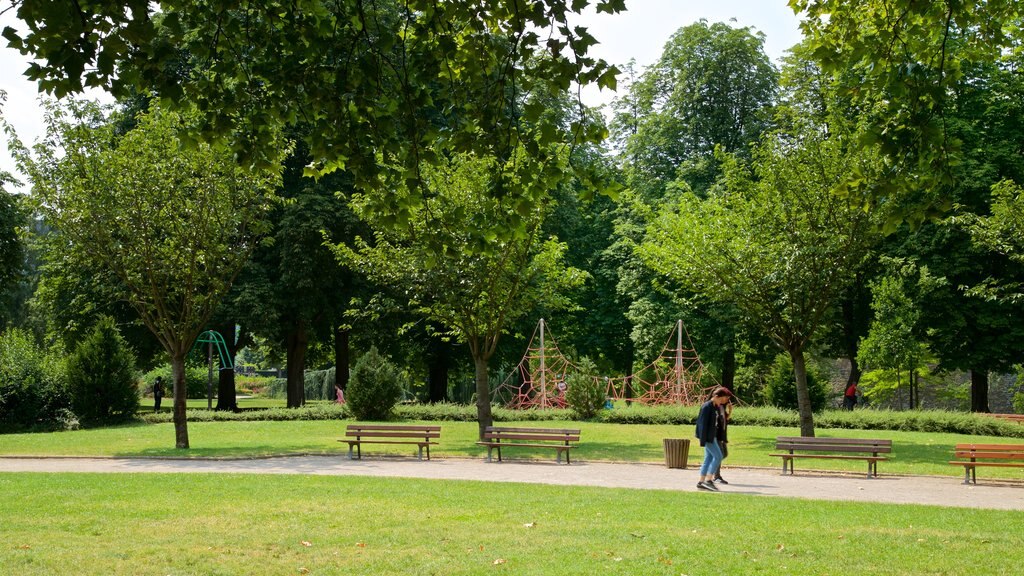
2, 472, 1022, 576
2, 419, 1023, 479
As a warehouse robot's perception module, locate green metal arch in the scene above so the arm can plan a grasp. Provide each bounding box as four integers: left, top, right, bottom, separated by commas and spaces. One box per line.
189, 330, 234, 369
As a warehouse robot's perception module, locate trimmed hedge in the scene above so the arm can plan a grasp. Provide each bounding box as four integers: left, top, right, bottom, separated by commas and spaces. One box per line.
136, 402, 1024, 438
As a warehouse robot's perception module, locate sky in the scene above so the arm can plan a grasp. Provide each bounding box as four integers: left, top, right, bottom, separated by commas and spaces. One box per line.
0, 1, 803, 188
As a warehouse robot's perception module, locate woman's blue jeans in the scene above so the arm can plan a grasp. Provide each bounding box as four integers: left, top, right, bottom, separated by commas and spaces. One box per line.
699, 439, 723, 476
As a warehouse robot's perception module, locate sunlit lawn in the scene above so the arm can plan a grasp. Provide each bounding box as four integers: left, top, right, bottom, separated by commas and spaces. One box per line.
3, 419, 1023, 480
2, 472, 1022, 575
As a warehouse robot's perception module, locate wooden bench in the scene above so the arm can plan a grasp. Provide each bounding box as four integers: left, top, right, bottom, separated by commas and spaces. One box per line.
950, 443, 1024, 484
769, 437, 892, 478
986, 413, 1024, 425
341, 424, 441, 460
476, 426, 580, 464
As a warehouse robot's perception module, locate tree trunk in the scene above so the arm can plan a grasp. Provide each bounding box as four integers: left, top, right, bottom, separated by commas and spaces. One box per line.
334, 325, 349, 393
841, 296, 863, 388
970, 369, 990, 413
171, 351, 190, 449
285, 322, 308, 408
721, 346, 736, 392
215, 322, 239, 412
789, 346, 815, 437
427, 337, 449, 403
473, 353, 493, 440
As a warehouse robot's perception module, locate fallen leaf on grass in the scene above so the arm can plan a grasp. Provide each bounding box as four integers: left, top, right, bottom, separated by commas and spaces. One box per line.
493, 558, 507, 565
523, 522, 535, 528
355, 542, 366, 548
298, 568, 309, 574
776, 544, 785, 552
16, 545, 31, 550
301, 541, 313, 547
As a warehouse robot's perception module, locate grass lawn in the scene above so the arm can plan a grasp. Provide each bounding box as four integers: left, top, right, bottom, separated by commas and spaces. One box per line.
2, 472, 1022, 575
3, 419, 1024, 480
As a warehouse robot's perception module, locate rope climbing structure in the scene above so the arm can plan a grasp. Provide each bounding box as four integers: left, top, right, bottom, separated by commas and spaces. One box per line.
491, 319, 574, 409
604, 319, 710, 406
493, 319, 712, 409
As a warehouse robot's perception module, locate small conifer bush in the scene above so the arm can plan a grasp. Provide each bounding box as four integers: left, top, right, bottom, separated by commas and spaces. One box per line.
346, 347, 404, 421
67, 317, 139, 424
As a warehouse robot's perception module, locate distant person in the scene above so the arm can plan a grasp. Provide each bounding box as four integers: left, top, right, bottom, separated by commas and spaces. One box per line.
335, 385, 346, 404
843, 381, 859, 411
695, 386, 732, 491
153, 376, 165, 413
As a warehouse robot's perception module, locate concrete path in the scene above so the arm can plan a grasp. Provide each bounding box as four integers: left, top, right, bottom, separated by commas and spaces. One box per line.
2, 455, 1022, 511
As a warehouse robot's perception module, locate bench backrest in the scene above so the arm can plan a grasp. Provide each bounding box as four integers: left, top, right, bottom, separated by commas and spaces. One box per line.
986, 414, 1024, 424
954, 443, 1024, 460
483, 426, 580, 442
776, 436, 892, 454
346, 424, 441, 439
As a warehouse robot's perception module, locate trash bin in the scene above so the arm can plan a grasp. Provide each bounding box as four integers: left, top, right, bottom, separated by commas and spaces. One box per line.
663, 438, 690, 469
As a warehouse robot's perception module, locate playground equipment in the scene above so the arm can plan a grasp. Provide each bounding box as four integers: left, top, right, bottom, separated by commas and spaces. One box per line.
189, 330, 233, 409
494, 319, 713, 409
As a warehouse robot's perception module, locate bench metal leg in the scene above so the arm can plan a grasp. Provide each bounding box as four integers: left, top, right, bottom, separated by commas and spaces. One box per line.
485, 446, 493, 463
963, 466, 976, 485
417, 445, 423, 461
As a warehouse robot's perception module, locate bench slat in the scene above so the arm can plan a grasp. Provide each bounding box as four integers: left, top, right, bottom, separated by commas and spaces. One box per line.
775, 443, 891, 454
769, 454, 888, 461
484, 433, 579, 442
484, 427, 580, 434
954, 451, 1024, 460
347, 425, 440, 431
347, 431, 441, 439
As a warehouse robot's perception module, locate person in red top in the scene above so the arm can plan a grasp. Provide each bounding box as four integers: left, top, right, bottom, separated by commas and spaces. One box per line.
843, 381, 859, 410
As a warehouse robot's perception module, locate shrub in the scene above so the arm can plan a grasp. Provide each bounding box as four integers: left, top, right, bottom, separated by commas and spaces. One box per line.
764, 354, 829, 412
304, 367, 336, 401
565, 357, 606, 420
347, 347, 404, 421
142, 363, 217, 400
67, 317, 139, 424
0, 328, 70, 431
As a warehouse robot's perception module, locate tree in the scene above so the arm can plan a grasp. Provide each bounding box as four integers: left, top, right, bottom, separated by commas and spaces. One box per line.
336, 152, 586, 438
792, 0, 1022, 222
612, 19, 777, 197
641, 125, 879, 437
0, 92, 28, 329
3, 0, 621, 227
12, 100, 284, 448
857, 274, 930, 409
228, 139, 364, 408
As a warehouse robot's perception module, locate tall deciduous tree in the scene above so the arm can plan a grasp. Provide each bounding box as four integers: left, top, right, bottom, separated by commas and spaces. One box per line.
12, 100, 284, 448
641, 125, 879, 436
335, 152, 585, 438
612, 19, 777, 197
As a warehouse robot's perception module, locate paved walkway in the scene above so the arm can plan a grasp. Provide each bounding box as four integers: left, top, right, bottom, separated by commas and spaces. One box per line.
2, 455, 1022, 511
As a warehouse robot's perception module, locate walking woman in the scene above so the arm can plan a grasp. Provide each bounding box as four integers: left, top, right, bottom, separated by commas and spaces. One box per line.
695, 386, 732, 491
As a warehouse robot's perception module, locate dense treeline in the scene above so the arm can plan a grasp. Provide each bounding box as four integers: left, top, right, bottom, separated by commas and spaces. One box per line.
2, 2, 1024, 440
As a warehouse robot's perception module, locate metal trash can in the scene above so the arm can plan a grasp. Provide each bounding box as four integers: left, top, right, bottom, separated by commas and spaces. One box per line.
663, 438, 690, 469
